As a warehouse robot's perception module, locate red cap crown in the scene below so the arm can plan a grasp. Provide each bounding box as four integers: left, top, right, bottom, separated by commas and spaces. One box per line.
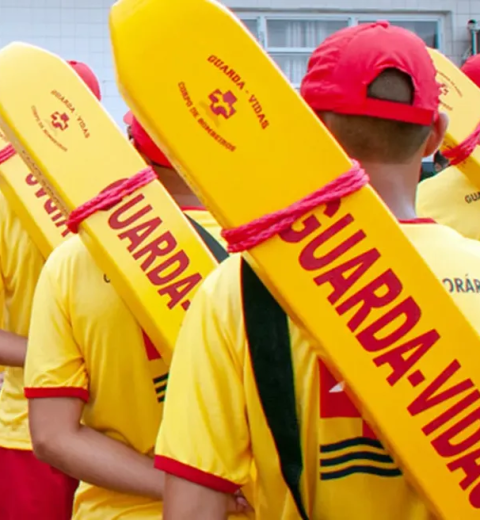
461, 54, 480, 89
124, 111, 172, 169
67, 60, 102, 101
301, 21, 440, 126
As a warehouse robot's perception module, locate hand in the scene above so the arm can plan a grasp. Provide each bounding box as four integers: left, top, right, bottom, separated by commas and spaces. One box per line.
227, 490, 254, 515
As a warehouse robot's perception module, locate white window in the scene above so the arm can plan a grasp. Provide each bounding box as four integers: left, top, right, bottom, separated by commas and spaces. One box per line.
240, 15, 442, 88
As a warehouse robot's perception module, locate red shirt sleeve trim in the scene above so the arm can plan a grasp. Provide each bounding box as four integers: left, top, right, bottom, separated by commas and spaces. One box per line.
399, 217, 436, 224
154, 455, 240, 494
181, 206, 206, 212
24, 387, 89, 403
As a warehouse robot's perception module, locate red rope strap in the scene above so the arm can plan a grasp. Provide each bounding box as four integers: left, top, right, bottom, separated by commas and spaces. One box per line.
443, 122, 480, 166
0, 144, 16, 164
222, 160, 369, 253
67, 167, 157, 233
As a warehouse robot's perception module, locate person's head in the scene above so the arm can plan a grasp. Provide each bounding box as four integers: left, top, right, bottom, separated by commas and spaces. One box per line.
67, 60, 102, 101
123, 112, 200, 206
124, 111, 173, 175
461, 54, 480, 88
300, 21, 447, 168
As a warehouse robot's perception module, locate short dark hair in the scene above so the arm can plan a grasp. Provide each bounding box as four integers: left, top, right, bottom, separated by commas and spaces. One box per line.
319, 69, 432, 164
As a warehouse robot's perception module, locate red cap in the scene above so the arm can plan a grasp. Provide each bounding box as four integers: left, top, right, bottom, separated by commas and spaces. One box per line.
67, 60, 102, 101
461, 54, 480, 88
301, 21, 440, 126
124, 111, 173, 168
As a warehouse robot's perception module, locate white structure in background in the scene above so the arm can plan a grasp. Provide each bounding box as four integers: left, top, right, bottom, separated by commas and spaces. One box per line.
0, 0, 477, 128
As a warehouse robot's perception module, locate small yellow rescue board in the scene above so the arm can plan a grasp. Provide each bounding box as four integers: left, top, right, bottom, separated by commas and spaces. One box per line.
0, 42, 219, 366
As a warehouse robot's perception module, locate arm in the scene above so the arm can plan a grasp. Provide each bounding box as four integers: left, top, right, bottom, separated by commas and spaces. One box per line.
155, 258, 254, 519
24, 252, 163, 499
29, 396, 164, 499
0, 252, 23, 367
0, 330, 27, 367
164, 475, 250, 520
164, 475, 230, 520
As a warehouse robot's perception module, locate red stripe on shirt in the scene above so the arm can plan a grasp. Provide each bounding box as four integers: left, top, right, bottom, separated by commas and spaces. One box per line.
155, 455, 240, 494
24, 387, 89, 403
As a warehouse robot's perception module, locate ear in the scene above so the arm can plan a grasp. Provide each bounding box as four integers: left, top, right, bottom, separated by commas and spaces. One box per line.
423, 112, 449, 158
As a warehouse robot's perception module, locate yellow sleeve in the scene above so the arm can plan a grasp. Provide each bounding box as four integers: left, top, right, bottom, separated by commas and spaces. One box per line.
24, 253, 89, 401
0, 202, 9, 370
155, 258, 251, 493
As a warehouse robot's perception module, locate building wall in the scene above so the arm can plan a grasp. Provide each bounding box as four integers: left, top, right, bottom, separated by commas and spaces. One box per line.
0, 0, 124, 124
0, 0, 478, 126
227, 0, 480, 63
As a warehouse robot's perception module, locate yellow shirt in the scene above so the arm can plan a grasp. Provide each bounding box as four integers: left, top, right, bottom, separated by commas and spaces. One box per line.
24, 209, 223, 520
156, 221, 480, 520
0, 190, 45, 450
417, 166, 480, 240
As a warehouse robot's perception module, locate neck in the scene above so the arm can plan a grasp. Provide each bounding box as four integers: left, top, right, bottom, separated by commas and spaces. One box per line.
153, 166, 202, 209
361, 160, 420, 221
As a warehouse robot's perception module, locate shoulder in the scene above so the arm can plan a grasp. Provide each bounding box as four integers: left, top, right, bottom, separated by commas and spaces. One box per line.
44, 235, 96, 277
408, 223, 480, 285
200, 253, 242, 298
417, 167, 477, 210
195, 254, 243, 323
417, 169, 480, 241
0, 189, 44, 269
0, 189, 27, 228
186, 254, 245, 352
418, 166, 473, 197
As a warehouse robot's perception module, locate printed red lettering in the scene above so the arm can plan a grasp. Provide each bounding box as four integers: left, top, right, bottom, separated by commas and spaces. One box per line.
314, 248, 380, 305
356, 297, 421, 352
108, 195, 151, 230
134, 232, 177, 272
448, 451, 480, 507
118, 217, 162, 253
300, 216, 365, 271
336, 270, 403, 332
26, 174, 70, 236
280, 215, 320, 244
147, 251, 190, 286
44, 199, 57, 215
158, 273, 203, 310
323, 200, 341, 218
35, 187, 47, 199
373, 329, 440, 386
408, 361, 473, 417
25, 174, 38, 186
424, 390, 480, 436
433, 406, 480, 458
280, 201, 342, 244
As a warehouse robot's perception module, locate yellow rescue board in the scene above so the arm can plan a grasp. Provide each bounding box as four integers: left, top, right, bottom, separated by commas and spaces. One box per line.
0, 130, 70, 257
111, 1, 480, 518
0, 43, 219, 366
428, 48, 480, 188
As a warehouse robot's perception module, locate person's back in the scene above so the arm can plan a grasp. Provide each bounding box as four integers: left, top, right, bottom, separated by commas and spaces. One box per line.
0, 189, 44, 446
155, 220, 480, 519
154, 22, 477, 519
24, 112, 227, 519
26, 212, 216, 519
417, 166, 480, 240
